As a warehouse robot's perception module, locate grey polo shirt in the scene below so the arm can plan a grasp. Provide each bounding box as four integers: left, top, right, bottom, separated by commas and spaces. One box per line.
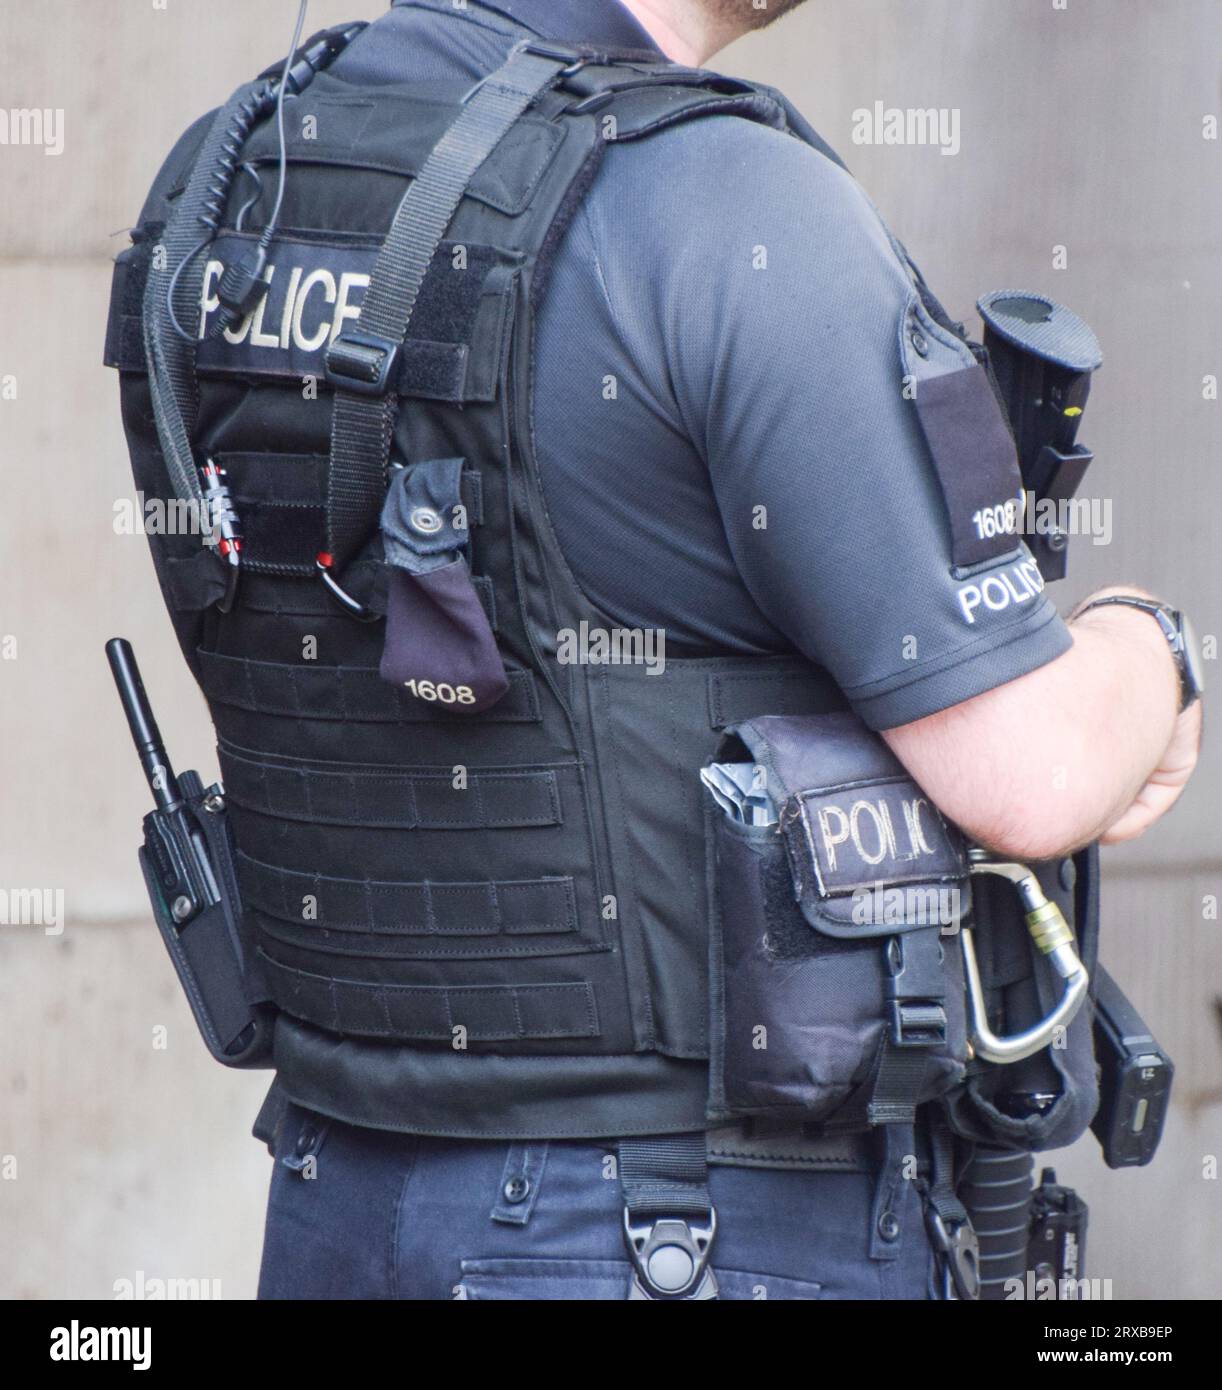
336, 0, 1071, 728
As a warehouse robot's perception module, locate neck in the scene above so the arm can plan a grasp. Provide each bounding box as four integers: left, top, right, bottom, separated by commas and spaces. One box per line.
618, 0, 736, 65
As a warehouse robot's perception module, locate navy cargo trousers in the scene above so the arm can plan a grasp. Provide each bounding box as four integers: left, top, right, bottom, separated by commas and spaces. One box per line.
257, 1103, 939, 1300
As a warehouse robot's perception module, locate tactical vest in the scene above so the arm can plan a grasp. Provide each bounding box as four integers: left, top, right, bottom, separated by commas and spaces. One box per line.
106, 30, 1099, 1149
105, 34, 864, 1138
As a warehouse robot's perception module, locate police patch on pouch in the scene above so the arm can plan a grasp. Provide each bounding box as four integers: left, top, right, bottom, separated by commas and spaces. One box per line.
785, 774, 967, 898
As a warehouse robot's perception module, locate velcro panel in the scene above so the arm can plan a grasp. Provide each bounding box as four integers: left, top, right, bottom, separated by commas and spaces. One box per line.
232, 567, 498, 633
258, 952, 600, 1041
104, 229, 159, 370
191, 232, 508, 401
198, 648, 539, 724
218, 746, 561, 829
239, 851, 576, 937
237, 84, 566, 218
208, 454, 483, 576
707, 668, 844, 729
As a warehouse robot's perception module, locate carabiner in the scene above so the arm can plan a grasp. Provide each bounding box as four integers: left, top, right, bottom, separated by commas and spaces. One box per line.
200, 459, 242, 613
315, 553, 379, 623
961, 851, 1089, 1065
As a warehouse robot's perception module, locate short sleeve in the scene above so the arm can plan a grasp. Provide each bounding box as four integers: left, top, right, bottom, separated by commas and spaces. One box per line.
591, 117, 1072, 729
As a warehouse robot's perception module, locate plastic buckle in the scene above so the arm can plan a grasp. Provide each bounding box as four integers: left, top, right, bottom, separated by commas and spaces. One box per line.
885, 934, 948, 1047
324, 330, 401, 397
927, 1210, 981, 1301
623, 1209, 719, 1300
517, 38, 604, 77
891, 999, 948, 1048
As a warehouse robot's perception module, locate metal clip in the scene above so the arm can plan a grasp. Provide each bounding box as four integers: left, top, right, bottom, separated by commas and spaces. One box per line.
961, 851, 1089, 1064
315, 553, 379, 623
926, 1209, 981, 1301
200, 459, 242, 613
623, 1210, 719, 1300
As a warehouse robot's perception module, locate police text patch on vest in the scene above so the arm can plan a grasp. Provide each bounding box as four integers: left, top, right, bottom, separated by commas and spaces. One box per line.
788, 774, 966, 897
195, 232, 378, 381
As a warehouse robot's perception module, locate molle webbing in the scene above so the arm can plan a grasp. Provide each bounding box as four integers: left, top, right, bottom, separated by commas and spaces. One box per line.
108, 41, 850, 1136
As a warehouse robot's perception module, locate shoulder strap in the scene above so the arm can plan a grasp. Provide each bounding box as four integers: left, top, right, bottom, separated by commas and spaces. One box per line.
559, 59, 848, 170
319, 42, 576, 579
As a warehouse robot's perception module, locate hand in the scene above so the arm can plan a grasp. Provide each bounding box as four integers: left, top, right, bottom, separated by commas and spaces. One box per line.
1100, 698, 1203, 843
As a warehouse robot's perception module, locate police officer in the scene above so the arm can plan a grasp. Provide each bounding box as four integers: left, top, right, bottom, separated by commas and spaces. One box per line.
113, 0, 1202, 1300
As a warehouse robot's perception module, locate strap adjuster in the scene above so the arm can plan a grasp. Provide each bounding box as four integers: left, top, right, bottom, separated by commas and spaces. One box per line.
891, 999, 948, 1047
324, 330, 402, 396
517, 38, 605, 76
623, 1209, 719, 1300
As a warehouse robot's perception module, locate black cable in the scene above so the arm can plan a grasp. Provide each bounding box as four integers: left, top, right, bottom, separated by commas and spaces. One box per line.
260, 0, 309, 252
164, 0, 309, 341
164, 233, 213, 342
233, 164, 264, 232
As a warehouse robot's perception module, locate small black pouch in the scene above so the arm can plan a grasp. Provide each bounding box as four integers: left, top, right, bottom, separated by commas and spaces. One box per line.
379, 458, 509, 712
706, 712, 971, 1126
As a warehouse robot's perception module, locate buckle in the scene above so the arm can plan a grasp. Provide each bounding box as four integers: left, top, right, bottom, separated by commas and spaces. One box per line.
324, 330, 401, 397
623, 1209, 719, 1300
891, 999, 947, 1047
926, 1210, 981, 1301
885, 933, 948, 1047
517, 38, 604, 76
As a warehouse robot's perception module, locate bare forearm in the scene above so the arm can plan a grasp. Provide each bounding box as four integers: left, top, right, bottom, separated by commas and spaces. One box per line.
883, 588, 1181, 860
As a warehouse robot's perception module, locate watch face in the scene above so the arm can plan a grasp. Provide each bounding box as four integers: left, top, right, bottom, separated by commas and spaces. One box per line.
1178, 611, 1206, 704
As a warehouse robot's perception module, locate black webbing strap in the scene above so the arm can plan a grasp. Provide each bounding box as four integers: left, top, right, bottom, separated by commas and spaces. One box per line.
196, 647, 541, 724
322, 45, 572, 572
619, 1133, 718, 1299
216, 746, 561, 830
238, 850, 577, 938
923, 1112, 980, 1300
257, 955, 599, 1042
619, 1133, 712, 1219
926, 1116, 969, 1229
865, 1037, 933, 1127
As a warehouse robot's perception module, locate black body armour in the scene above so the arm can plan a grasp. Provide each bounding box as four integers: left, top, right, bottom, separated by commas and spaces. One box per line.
106, 34, 1099, 1150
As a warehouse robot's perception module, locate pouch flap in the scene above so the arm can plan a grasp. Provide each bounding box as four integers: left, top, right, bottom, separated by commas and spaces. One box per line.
724, 712, 969, 938
381, 458, 468, 575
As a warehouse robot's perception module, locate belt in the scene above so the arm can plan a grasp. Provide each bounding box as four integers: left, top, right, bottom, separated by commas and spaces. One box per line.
707, 1122, 878, 1172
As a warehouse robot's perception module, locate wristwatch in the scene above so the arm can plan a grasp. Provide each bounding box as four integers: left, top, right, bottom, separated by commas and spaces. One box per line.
1074, 596, 1205, 711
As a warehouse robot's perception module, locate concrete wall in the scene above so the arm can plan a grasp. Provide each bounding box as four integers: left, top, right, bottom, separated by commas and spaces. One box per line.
0, 0, 1217, 1299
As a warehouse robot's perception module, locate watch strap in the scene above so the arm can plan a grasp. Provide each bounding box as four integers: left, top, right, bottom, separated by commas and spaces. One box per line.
1074, 596, 1193, 709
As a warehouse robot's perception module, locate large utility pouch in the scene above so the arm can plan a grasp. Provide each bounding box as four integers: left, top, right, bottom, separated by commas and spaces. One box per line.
943, 845, 1101, 1152
138, 770, 275, 1068
705, 712, 971, 1126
